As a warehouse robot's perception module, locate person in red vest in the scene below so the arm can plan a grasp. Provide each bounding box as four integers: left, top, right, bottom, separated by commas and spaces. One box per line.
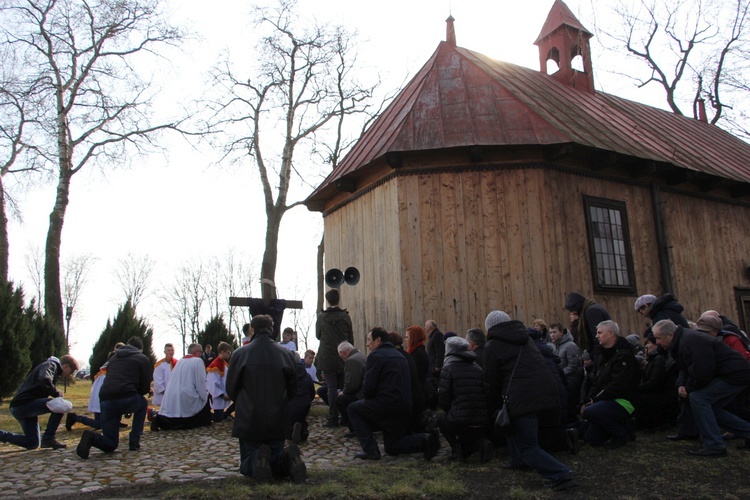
207, 342, 233, 422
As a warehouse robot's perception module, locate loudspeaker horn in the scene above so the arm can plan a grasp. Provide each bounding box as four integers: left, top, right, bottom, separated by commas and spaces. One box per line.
325, 268, 344, 288
344, 267, 360, 286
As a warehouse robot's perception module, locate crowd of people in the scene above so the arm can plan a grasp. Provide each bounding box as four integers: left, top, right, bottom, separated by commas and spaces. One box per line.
3, 289, 750, 491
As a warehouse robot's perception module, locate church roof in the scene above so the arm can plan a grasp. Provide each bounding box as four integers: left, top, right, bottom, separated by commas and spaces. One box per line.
306, 24, 750, 206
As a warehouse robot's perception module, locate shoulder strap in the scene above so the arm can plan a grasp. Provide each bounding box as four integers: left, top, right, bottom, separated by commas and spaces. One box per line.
502, 348, 523, 400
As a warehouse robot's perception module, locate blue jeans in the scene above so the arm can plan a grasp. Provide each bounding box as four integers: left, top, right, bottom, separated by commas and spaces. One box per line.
6, 398, 62, 449
239, 439, 285, 477
506, 414, 572, 482
583, 400, 630, 445
93, 395, 147, 452
689, 378, 750, 450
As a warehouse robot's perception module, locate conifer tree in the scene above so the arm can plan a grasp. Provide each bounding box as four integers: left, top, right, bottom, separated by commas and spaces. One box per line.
0, 281, 33, 400
27, 302, 66, 369
197, 315, 239, 352
89, 301, 156, 375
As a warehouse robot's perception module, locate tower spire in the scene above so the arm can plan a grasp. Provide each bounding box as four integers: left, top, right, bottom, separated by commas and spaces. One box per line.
446, 15, 456, 47
534, 0, 595, 93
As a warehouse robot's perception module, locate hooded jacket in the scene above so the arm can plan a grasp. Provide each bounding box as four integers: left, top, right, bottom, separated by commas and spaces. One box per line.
483, 320, 559, 418
99, 345, 152, 401
315, 307, 353, 374
10, 357, 62, 407
226, 330, 297, 441
438, 347, 487, 425
555, 330, 583, 384
647, 293, 689, 328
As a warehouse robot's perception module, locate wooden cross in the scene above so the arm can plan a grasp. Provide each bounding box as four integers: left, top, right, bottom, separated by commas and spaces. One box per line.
229, 295, 303, 342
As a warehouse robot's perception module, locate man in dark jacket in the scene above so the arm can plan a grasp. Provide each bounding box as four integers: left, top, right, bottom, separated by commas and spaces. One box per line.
581, 321, 640, 449
635, 333, 678, 429
316, 289, 353, 427
653, 319, 750, 456
437, 336, 490, 461
335, 341, 366, 436
483, 311, 577, 492
76, 337, 152, 458
226, 314, 304, 483
347, 327, 439, 461
565, 292, 611, 361
1, 355, 78, 450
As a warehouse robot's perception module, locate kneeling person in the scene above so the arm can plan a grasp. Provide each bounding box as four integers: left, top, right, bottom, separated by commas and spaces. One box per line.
76, 337, 151, 458
1, 355, 78, 450
227, 314, 306, 483
151, 343, 211, 431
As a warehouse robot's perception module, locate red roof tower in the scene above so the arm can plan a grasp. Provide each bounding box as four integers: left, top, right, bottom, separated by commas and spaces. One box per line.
534, 0, 595, 93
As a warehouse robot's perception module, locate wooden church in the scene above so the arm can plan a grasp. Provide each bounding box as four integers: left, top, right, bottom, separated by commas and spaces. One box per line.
305, 0, 750, 348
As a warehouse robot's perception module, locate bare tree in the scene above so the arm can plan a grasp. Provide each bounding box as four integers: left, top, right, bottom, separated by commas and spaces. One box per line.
203, 256, 222, 320
0, 45, 44, 282
597, 0, 750, 134
220, 249, 256, 341
114, 252, 155, 309
0, 0, 186, 329
23, 242, 43, 310
206, 0, 377, 302
160, 260, 206, 354
284, 285, 315, 352
61, 252, 98, 346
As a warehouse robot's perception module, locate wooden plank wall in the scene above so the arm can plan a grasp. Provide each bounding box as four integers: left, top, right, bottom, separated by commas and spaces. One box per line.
396, 167, 670, 338
324, 167, 750, 350
323, 180, 404, 351
660, 190, 750, 323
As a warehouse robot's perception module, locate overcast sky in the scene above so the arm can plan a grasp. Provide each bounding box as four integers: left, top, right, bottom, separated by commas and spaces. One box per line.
7, 0, 672, 366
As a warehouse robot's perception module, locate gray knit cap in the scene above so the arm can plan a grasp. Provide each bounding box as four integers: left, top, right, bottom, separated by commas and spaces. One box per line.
634, 294, 656, 311
445, 336, 469, 355
485, 310, 511, 330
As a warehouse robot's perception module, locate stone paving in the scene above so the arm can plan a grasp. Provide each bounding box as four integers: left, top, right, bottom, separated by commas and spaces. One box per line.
0, 401, 451, 497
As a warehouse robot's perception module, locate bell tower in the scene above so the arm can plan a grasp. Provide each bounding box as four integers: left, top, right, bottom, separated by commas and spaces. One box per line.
534, 0, 595, 93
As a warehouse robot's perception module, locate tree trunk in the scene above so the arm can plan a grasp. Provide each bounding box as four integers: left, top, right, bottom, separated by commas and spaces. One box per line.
260, 209, 283, 303
0, 177, 8, 283
44, 164, 72, 330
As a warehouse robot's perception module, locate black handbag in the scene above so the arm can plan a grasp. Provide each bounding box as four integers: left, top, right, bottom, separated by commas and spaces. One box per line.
494, 349, 522, 429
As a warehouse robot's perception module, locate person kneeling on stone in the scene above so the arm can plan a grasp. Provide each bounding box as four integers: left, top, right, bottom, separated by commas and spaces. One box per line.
437, 336, 491, 462
150, 343, 212, 431
76, 337, 151, 458
226, 314, 305, 483
1, 355, 78, 450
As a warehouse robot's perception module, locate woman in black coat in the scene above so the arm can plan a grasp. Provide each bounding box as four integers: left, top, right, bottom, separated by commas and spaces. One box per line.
483, 311, 578, 492
406, 325, 431, 406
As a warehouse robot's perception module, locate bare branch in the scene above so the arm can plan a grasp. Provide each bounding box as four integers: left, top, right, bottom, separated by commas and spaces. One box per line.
202, 0, 381, 303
